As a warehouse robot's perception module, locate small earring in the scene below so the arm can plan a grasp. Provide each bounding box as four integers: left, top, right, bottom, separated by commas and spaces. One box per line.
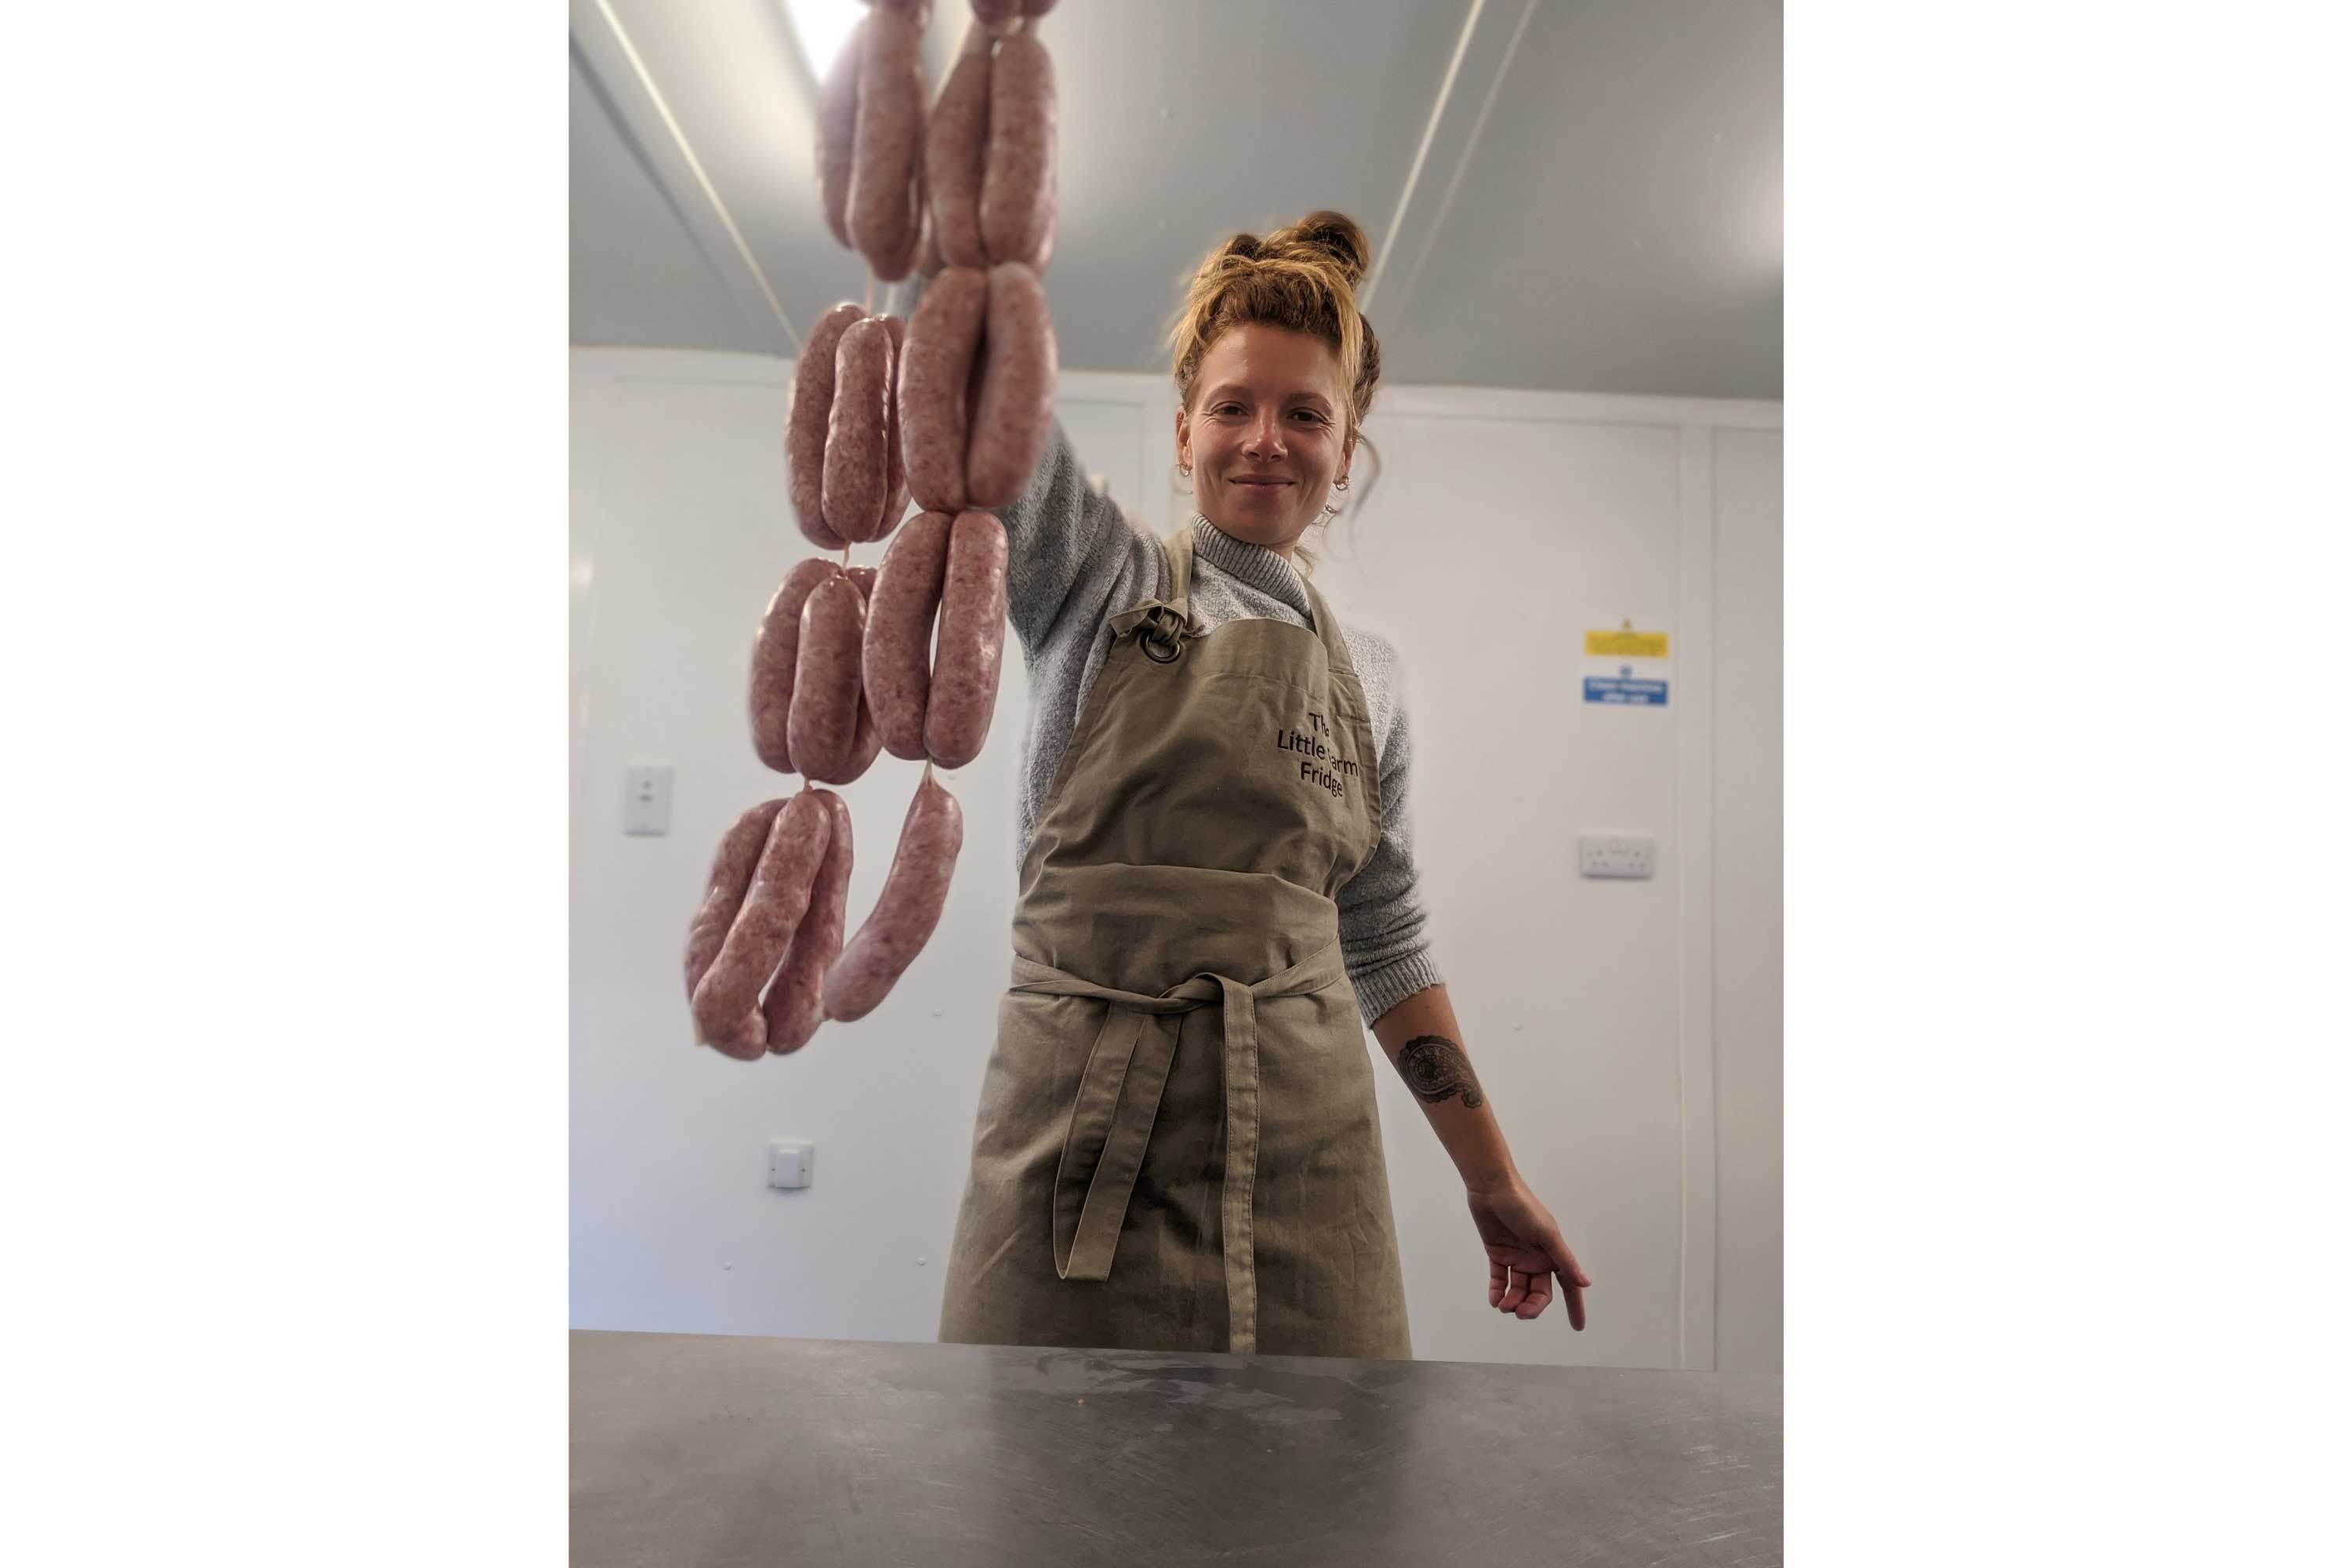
1334, 477, 1349, 492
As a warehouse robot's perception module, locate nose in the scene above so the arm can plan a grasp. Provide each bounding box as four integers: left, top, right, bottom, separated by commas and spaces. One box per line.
1243, 410, 1286, 459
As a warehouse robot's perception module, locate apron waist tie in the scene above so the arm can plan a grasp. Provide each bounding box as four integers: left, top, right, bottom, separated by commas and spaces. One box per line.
1010, 939, 1348, 1356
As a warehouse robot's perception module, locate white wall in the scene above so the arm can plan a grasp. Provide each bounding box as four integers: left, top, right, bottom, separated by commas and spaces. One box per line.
570, 347, 1781, 1370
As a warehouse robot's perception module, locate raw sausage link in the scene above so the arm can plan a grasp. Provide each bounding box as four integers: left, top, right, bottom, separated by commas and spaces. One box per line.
822, 771, 964, 1022
788, 303, 865, 547
863, 510, 953, 760
691, 790, 833, 1054
924, 510, 1010, 768
844, 567, 886, 777
749, 558, 843, 773
980, 30, 1056, 272
879, 314, 910, 539
926, 34, 992, 270
966, 263, 1057, 507
822, 317, 894, 543
896, 267, 989, 514
816, 20, 863, 249
848, 4, 925, 277
684, 798, 789, 1007
789, 575, 869, 785
761, 790, 854, 1055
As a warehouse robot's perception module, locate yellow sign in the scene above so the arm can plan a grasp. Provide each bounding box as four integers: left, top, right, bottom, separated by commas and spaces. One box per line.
1585, 628, 1669, 659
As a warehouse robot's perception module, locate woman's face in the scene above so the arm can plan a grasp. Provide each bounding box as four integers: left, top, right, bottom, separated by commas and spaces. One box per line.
1174, 323, 1352, 559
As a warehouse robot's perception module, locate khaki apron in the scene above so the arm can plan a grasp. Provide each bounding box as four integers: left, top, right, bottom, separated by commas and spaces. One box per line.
937, 526, 1413, 1358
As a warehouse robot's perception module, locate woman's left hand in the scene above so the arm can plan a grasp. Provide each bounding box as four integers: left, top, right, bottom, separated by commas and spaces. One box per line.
1466, 1174, 1592, 1330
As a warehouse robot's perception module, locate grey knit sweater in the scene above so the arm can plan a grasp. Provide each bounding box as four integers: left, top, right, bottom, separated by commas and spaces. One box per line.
996, 417, 1445, 1028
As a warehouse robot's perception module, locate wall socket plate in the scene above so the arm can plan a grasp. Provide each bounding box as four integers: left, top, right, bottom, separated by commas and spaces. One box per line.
1579, 834, 1657, 879
767, 1140, 813, 1190
623, 763, 673, 836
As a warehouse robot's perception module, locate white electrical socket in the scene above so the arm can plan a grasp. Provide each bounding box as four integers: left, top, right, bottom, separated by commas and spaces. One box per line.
623, 764, 673, 836
767, 1140, 813, 1190
1579, 834, 1657, 880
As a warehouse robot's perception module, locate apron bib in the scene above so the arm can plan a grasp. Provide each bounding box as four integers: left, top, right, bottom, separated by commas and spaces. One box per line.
937, 528, 1413, 1357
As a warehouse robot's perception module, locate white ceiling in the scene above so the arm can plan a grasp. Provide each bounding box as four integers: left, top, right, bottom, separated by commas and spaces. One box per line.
570, 0, 1780, 399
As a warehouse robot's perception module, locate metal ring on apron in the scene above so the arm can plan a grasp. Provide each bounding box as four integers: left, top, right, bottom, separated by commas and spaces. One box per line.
1141, 605, 1185, 663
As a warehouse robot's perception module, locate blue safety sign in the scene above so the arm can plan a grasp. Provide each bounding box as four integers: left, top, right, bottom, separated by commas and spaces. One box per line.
1584, 677, 1669, 706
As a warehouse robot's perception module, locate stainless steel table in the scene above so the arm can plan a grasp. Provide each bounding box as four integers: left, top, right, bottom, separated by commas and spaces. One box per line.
572, 1329, 1782, 1566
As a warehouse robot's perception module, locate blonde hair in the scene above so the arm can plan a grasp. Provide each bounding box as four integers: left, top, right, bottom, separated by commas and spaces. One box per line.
1164, 210, 1383, 578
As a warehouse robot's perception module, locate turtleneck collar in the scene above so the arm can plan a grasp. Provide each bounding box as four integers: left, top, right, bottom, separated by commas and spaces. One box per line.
1185, 512, 1312, 620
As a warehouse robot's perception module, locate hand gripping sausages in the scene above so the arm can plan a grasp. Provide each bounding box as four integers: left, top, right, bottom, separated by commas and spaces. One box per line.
896, 267, 989, 514
750, 557, 843, 773
789, 574, 871, 786
966, 263, 1057, 507
823, 770, 964, 1022
692, 790, 833, 1054
924, 510, 1009, 769
862, 509, 952, 759
980, 30, 1056, 272
815, 22, 863, 249
925, 32, 992, 270
684, 798, 789, 1011
788, 303, 865, 548
823, 317, 895, 543
760, 789, 853, 1054
848, 2, 925, 280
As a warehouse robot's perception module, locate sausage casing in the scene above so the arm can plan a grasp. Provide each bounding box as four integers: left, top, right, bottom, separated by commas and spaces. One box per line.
896, 267, 989, 514
863, 510, 953, 760
788, 575, 869, 785
691, 790, 832, 1054
965, 263, 1056, 507
787, 303, 865, 547
844, 566, 886, 778
761, 789, 853, 1055
848, 3, 924, 276
926, 37, 991, 270
822, 317, 894, 544
684, 798, 789, 1007
750, 557, 842, 773
815, 20, 863, 249
924, 510, 1009, 769
980, 30, 1055, 272
822, 771, 964, 1022
878, 314, 910, 539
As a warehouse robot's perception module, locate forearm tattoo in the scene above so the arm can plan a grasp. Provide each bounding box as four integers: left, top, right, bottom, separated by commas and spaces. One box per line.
1396, 1035, 1485, 1109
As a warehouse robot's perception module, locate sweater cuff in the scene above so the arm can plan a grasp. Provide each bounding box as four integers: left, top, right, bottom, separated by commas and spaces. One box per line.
1350, 951, 1446, 1030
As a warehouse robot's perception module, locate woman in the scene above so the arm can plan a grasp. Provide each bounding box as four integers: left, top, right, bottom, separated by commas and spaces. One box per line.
937, 212, 1590, 1358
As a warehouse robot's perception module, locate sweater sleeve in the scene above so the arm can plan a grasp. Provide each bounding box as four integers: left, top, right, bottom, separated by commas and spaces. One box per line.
999, 416, 1163, 659
1336, 681, 1446, 1029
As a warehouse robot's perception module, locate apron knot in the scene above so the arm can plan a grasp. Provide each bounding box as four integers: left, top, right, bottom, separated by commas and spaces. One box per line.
1010, 940, 1348, 1356
1108, 600, 1194, 664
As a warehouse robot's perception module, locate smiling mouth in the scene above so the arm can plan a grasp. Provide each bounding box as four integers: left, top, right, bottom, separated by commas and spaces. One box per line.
1229, 477, 1291, 487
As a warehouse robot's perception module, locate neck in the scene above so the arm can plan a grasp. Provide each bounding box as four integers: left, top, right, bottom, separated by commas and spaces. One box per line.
1196, 511, 1301, 564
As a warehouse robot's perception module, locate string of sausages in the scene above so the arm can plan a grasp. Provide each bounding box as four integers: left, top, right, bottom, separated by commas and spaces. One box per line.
685, 0, 1062, 1060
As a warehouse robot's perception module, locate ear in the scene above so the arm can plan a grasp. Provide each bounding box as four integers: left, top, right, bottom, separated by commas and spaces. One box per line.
1172, 403, 1190, 467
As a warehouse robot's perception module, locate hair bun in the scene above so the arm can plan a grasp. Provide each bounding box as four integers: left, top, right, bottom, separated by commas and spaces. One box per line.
1267, 210, 1371, 289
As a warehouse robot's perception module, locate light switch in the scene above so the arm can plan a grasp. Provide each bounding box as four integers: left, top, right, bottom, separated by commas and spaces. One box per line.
767, 1140, 814, 1190
623, 764, 673, 836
